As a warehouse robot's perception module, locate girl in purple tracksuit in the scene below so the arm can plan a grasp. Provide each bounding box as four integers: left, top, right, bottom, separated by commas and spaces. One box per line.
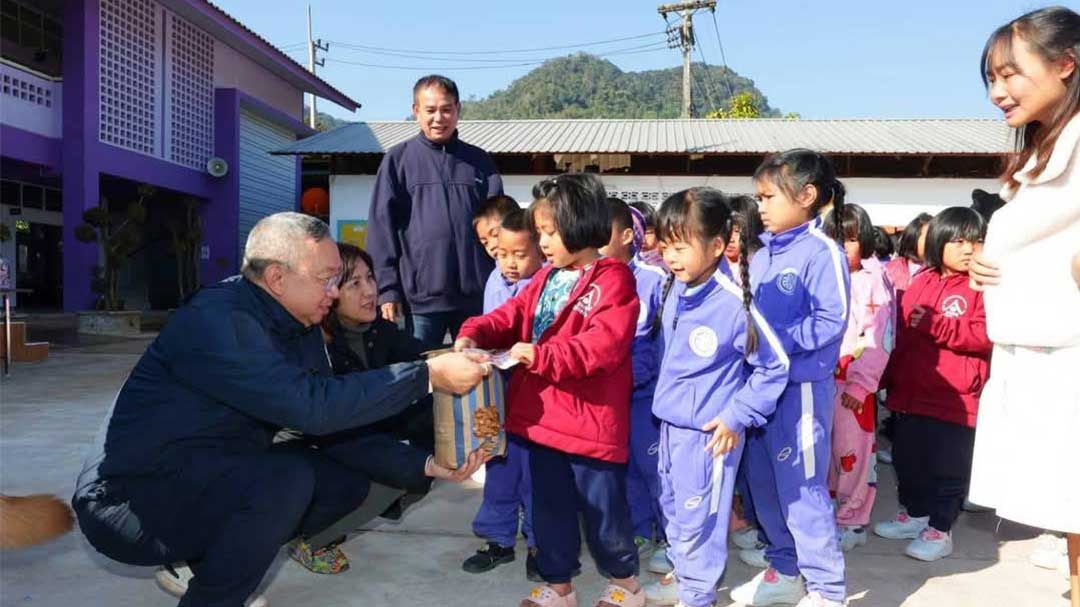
731, 150, 851, 607
642, 188, 789, 607
599, 198, 668, 554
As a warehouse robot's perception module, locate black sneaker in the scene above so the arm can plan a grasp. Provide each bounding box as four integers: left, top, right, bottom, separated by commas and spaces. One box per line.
462, 543, 515, 573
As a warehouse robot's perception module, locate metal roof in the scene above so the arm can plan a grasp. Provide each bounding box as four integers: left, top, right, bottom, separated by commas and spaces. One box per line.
274, 119, 1012, 156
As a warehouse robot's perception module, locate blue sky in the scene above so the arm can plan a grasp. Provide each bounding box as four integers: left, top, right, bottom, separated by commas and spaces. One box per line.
215, 0, 1048, 122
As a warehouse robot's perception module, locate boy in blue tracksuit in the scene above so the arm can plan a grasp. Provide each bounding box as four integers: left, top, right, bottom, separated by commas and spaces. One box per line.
642, 188, 789, 607
731, 150, 851, 607
600, 199, 668, 554
464, 206, 546, 578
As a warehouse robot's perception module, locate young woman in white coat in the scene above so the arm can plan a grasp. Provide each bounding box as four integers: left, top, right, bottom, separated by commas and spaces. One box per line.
966, 6, 1080, 604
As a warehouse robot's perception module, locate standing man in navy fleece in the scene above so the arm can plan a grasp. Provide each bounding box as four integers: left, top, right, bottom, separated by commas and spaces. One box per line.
367, 74, 504, 349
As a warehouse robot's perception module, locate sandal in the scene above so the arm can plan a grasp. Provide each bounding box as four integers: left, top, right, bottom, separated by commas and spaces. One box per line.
520, 585, 578, 607
594, 583, 645, 607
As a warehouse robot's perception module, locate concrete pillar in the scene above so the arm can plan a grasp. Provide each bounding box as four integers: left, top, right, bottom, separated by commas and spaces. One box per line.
61, 0, 101, 311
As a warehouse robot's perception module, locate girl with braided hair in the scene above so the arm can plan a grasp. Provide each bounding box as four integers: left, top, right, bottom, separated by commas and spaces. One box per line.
731, 149, 852, 607
641, 187, 789, 607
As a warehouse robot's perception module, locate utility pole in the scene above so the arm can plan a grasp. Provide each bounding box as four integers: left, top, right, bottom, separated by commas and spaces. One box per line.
658, 0, 716, 118
306, 4, 328, 129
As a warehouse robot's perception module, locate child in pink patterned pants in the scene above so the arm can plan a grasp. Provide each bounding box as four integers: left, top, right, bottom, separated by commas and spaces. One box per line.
825, 204, 895, 552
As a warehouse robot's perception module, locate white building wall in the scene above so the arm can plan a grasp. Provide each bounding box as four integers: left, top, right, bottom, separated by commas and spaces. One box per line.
329, 173, 1001, 239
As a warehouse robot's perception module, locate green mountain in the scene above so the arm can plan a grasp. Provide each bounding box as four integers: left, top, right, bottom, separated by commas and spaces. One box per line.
461, 53, 781, 120
303, 105, 352, 131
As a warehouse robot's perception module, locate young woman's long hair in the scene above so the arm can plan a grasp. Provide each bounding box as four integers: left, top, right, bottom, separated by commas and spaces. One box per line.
982, 7, 1080, 188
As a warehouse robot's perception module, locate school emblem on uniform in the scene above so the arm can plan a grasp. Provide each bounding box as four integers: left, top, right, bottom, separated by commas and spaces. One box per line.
941, 295, 968, 318
638, 300, 649, 326
573, 284, 602, 316
689, 326, 719, 358
777, 268, 800, 295
684, 495, 703, 510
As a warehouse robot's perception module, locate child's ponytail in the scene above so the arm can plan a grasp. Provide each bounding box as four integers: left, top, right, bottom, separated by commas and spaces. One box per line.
828, 180, 847, 248
652, 272, 676, 338
738, 233, 759, 356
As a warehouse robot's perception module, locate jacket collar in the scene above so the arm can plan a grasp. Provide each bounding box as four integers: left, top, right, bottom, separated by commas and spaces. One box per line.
760, 221, 811, 253
414, 129, 460, 151
1004, 112, 1080, 196
242, 278, 313, 339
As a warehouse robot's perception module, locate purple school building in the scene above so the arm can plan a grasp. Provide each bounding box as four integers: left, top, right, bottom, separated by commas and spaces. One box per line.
0, 0, 358, 311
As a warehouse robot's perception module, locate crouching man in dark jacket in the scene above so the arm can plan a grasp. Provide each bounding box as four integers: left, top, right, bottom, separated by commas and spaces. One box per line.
72, 212, 488, 607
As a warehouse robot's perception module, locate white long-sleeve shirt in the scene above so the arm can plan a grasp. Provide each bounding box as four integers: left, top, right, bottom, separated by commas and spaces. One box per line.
982, 113, 1080, 348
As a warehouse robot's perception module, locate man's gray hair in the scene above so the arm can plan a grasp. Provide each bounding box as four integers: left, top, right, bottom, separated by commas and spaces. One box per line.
241, 212, 330, 281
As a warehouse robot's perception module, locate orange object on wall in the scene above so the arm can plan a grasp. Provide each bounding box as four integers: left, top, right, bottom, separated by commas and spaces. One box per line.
301, 187, 330, 217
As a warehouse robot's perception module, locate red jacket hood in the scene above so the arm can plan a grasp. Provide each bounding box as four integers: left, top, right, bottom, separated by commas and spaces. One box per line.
458, 257, 638, 462
884, 269, 992, 427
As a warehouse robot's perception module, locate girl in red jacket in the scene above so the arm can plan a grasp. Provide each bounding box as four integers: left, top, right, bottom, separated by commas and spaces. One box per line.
456, 174, 644, 607
874, 207, 992, 562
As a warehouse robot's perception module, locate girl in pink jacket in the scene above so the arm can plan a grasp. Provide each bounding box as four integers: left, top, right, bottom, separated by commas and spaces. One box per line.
825, 204, 895, 552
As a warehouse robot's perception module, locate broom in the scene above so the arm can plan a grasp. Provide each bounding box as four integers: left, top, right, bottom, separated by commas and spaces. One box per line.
0, 494, 75, 549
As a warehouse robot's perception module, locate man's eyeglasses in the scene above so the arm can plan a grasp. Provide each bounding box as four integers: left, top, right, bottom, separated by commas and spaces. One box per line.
290, 268, 342, 293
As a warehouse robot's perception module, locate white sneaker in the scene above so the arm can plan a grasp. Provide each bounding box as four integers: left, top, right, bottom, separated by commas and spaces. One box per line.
738, 546, 770, 569
156, 563, 269, 607
155, 564, 194, 597
838, 526, 867, 552
729, 568, 806, 606
1030, 534, 1069, 577
644, 571, 681, 606
647, 541, 674, 575
732, 526, 763, 550
904, 527, 953, 562
795, 591, 846, 607
873, 510, 928, 540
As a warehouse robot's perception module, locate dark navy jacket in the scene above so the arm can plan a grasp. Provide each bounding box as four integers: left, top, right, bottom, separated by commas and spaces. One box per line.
367, 131, 503, 315
96, 277, 430, 486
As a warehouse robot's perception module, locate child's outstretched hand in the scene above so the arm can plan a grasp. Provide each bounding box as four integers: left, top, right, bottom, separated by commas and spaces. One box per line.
453, 337, 478, 352
840, 393, 864, 413
702, 417, 738, 458
509, 342, 537, 367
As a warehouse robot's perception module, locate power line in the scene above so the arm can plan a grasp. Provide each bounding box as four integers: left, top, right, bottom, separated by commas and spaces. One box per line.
694, 46, 717, 112
710, 10, 736, 102
321, 40, 669, 64
326, 31, 666, 57
321, 44, 669, 71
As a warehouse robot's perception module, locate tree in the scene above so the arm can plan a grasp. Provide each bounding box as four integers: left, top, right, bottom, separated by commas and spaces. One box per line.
74, 185, 154, 310
164, 197, 202, 304
706, 92, 761, 119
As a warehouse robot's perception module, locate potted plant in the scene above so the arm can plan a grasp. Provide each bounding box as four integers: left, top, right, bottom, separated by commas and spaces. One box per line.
73, 185, 152, 336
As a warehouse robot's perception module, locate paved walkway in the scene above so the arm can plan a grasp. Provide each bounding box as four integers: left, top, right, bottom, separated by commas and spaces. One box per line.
0, 340, 1070, 606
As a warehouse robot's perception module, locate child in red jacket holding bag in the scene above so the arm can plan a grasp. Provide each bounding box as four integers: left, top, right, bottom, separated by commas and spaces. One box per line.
874, 207, 992, 563
456, 174, 644, 607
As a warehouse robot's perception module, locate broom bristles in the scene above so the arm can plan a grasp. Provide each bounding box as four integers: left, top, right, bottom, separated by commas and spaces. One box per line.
0, 494, 75, 549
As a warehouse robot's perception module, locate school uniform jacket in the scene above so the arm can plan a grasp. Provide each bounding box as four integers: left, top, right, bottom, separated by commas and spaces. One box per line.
652, 268, 790, 433
483, 267, 534, 314
458, 257, 639, 463
884, 269, 991, 428
630, 256, 668, 395
750, 221, 852, 383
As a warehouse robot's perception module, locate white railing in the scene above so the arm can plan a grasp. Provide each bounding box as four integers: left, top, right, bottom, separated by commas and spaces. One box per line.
0, 59, 62, 139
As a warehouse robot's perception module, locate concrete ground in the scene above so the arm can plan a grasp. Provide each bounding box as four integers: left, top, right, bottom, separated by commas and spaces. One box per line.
0, 337, 1071, 607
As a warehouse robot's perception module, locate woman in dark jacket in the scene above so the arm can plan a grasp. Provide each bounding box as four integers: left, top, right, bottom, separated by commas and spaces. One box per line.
290, 244, 482, 574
